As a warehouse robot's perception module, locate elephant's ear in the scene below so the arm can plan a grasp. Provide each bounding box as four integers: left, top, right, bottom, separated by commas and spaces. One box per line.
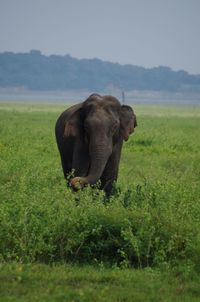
120, 105, 137, 141
63, 104, 83, 137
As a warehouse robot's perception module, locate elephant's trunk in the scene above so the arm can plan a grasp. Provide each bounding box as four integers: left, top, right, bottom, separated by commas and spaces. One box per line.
70, 139, 112, 189
87, 145, 111, 184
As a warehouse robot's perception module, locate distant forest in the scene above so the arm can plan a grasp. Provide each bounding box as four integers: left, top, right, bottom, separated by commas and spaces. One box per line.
0, 50, 200, 92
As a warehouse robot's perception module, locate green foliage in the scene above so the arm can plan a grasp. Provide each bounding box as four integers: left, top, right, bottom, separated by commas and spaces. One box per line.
0, 103, 200, 273
1, 51, 200, 91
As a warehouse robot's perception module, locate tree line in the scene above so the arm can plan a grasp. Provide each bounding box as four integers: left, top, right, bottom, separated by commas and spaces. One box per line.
0, 50, 200, 92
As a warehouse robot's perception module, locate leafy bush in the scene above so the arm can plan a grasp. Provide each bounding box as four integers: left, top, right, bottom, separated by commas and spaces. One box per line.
1, 179, 200, 269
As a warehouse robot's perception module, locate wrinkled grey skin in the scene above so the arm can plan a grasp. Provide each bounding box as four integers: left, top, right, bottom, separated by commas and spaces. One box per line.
55, 94, 137, 195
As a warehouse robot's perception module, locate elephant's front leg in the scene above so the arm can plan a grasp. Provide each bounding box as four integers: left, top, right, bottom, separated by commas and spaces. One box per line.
72, 138, 90, 178
100, 141, 123, 195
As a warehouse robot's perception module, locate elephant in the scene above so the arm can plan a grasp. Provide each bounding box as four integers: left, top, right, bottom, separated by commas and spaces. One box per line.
55, 94, 137, 195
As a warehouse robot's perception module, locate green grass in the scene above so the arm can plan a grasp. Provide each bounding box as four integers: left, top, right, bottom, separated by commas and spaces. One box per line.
0, 102, 200, 301
1, 263, 200, 302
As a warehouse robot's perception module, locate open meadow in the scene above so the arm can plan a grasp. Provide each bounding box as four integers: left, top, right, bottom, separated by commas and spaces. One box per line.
0, 102, 200, 301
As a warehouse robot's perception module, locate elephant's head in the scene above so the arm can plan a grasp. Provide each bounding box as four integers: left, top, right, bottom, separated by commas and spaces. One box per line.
64, 94, 137, 189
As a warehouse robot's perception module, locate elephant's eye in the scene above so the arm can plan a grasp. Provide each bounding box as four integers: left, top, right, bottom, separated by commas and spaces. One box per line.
84, 123, 90, 133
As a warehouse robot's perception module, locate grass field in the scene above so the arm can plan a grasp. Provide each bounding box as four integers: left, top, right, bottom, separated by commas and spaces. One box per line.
0, 102, 200, 301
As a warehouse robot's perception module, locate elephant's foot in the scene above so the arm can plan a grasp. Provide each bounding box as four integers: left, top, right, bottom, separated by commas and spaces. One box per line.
70, 177, 88, 190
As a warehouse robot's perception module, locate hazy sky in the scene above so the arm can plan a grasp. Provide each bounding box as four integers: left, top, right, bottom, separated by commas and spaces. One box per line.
0, 0, 200, 74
